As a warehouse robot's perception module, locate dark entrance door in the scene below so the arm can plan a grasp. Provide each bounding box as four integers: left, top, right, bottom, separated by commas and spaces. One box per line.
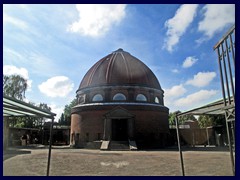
112, 119, 128, 141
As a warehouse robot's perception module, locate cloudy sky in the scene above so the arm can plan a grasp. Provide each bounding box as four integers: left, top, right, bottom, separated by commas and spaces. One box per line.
3, 4, 235, 120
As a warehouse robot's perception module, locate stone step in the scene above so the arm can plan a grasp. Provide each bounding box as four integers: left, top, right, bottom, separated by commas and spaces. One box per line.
129, 140, 138, 150
109, 141, 130, 150
85, 141, 102, 149
100, 141, 110, 150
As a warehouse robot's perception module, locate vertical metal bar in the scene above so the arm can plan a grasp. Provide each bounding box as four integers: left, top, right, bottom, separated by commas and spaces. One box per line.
192, 130, 195, 147
220, 43, 231, 105
214, 25, 235, 176
224, 112, 235, 175
229, 33, 235, 69
206, 128, 210, 146
41, 119, 44, 144
230, 119, 235, 150
175, 116, 185, 176
224, 39, 235, 103
216, 44, 235, 176
216, 47, 227, 106
46, 118, 54, 176
103, 118, 107, 140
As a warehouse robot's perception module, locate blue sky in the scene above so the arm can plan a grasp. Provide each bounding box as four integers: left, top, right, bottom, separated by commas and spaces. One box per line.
3, 4, 235, 120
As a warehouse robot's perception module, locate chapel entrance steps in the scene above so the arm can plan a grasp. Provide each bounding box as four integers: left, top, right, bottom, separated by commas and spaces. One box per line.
109, 141, 130, 151
100, 140, 138, 151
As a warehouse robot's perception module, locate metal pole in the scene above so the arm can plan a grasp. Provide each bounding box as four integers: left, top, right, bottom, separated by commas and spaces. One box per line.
224, 39, 235, 103
46, 118, 54, 176
230, 119, 235, 150
216, 41, 235, 176
206, 128, 210, 146
103, 118, 107, 140
216, 47, 227, 106
175, 116, 185, 176
229, 33, 235, 68
214, 25, 235, 176
220, 43, 231, 105
224, 112, 235, 175
41, 119, 44, 144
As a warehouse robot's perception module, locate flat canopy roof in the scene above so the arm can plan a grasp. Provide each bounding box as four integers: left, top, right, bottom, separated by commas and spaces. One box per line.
177, 97, 234, 117
3, 95, 56, 176
3, 95, 56, 119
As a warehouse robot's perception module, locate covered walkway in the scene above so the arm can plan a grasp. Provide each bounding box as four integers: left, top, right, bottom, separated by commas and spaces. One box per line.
3, 95, 56, 176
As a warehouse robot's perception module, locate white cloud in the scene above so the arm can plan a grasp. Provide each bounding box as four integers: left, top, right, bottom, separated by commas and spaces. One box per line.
164, 84, 187, 108
68, 4, 127, 37
163, 4, 198, 52
3, 65, 32, 90
198, 4, 235, 40
3, 12, 28, 30
38, 76, 74, 98
165, 84, 187, 98
182, 56, 198, 68
186, 72, 216, 87
4, 47, 24, 60
4, 65, 29, 79
174, 89, 218, 108
171, 69, 179, 73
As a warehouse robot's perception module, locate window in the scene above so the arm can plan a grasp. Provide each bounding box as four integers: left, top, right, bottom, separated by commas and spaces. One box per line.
113, 93, 126, 101
92, 94, 103, 102
155, 97, 160, 103
78, 94, 86, 104
136, 94, 147, 101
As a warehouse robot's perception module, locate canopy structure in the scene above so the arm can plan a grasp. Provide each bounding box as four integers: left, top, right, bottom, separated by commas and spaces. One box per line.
175, 24, 235, 176
3, 95, 56, 118
177, 96, 234, 117
3, 95, 56, 176
175, 97, 235, 176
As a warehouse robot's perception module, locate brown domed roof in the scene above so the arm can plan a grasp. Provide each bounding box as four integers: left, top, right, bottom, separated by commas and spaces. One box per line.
79, 48, 161, 90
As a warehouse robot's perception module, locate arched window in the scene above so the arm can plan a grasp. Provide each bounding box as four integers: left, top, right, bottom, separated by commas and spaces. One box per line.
136, 94, 147, 101
92, 94, 103, 102
113, 93, 126, 101
155, 97, 160, 103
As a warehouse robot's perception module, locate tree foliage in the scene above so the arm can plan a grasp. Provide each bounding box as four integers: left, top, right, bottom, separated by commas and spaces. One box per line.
3, 75, 28, 100
4, 74, 52, 129
39, 103, 51, 111
198, 114, 225, 128
58, 113, 65, 125
169, 110, 197, 125
59, 98, 77, 125
9, 102, 52, 128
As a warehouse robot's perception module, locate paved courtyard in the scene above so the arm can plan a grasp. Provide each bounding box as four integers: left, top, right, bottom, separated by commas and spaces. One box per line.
3, 145, 234, 176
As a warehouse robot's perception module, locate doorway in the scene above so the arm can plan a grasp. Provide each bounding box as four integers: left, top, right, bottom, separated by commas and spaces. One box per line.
111, 119, 128, 141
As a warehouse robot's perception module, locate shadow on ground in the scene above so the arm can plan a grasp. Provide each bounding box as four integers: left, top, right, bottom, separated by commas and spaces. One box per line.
142, 146, 230, 152
3, 149, 31, 161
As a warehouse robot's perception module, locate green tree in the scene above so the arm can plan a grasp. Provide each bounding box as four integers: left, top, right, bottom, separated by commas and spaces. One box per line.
58, 113, 65, 125
180, 114, 196, 123
38, 103, 52, 128
169, 112, 177, 125
9, 102, 52, 128
169, 110, 197, 125
198, 115, 214, 128
3, 75, 28, 100
63, 98, 77, 125
39, 103, 51, 111
198, 114, 225, 128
